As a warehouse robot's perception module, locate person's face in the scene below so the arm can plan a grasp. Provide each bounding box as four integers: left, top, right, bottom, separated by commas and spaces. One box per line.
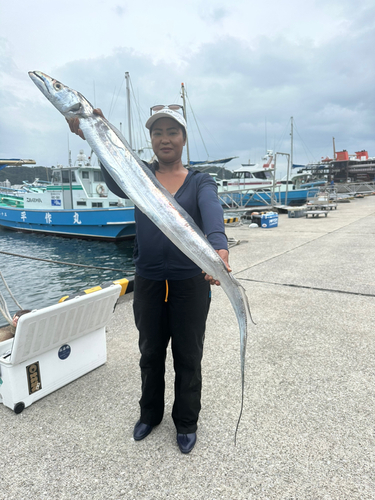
12, 314, 19, 327
150, 118, 186, 164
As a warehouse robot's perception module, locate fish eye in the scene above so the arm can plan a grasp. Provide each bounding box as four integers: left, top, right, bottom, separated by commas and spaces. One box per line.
54, 82, 62, 90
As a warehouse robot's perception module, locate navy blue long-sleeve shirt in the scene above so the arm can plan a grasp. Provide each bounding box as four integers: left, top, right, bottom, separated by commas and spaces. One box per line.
101, 160, 228, 281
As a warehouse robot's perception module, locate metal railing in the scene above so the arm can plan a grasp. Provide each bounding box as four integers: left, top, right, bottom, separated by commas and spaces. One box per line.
218, 185, 284, 211
334, 181, 375, 195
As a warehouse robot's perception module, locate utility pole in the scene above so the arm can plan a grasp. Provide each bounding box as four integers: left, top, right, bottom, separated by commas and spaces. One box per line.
276, 152, 291, 206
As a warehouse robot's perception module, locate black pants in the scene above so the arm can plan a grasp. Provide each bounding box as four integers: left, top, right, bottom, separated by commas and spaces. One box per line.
133, 273, 211, 433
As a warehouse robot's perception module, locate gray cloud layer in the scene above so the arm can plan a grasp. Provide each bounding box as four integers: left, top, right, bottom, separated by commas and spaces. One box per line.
1, 2, 374, 172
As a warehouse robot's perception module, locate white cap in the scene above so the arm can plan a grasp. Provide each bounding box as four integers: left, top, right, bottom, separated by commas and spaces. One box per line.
145, 107, 187, 133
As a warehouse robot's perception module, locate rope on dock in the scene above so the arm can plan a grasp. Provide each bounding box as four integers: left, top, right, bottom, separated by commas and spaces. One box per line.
0, 271, 23, 309
0, 270, 23, 324
239, 277, 375, 298
0, 292, 13, 325
0, 250, 129, 273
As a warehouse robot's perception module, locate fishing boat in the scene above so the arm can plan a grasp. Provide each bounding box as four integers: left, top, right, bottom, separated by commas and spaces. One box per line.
0, 152, 135, 241
216, 150, 322, 208
217, 151, 276, 192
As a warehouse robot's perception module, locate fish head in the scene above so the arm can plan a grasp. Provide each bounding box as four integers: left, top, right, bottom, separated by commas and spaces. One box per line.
28, 71, 94, 118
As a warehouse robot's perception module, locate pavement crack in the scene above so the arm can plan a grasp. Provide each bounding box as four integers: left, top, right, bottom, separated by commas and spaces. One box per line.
237, 277, 375, 298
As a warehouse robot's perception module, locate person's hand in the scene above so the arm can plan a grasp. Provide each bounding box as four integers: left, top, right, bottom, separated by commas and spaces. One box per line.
66, 108, 105, 140
204, 249, 231, 286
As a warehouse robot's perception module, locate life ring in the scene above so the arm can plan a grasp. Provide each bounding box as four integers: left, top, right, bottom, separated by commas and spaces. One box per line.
96, 184, 106, 196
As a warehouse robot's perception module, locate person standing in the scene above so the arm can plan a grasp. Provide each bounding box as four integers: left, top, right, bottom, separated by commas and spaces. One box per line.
67, 106, 230, 454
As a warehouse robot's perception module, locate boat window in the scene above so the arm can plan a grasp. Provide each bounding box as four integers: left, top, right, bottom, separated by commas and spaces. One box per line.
77, 201, 87, 206
82, 171, 89, 179
253, 171, 268, 180
92, 202, 103, 208
61, 170, 76, 183
51, 171, 61, 183
109, 201, 119, 207
94, 171, 104, 182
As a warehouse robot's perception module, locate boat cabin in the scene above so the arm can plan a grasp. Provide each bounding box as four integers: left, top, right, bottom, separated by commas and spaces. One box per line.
23, 151, 132, 211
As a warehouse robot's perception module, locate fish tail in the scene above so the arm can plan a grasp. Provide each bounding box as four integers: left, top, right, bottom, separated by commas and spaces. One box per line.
228, 276, 256, 445
234, 365, 245, 446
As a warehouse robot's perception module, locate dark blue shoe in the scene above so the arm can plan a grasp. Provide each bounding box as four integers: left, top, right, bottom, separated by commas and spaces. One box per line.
177, 432, 196, 453
133, 420, 153, 441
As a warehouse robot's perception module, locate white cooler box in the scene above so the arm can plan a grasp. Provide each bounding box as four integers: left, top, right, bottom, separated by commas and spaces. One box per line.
0, 284, 121, 413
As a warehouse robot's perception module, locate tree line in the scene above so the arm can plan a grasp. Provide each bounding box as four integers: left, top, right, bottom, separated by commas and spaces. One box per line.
0, 166, 52, 185
0, 164, 234, 187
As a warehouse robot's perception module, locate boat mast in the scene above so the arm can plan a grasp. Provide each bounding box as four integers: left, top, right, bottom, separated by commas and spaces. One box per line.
287, 116, 293, 206
271, 154, 277, 208
290, 116, 293, 175
125, 72, 133, 149
284, 153, 290, 207
181, 83, 190, 166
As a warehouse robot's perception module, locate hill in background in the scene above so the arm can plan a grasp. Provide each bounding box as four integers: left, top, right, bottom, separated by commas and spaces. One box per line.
1, 164, 234, 186
0, 166, 52, 185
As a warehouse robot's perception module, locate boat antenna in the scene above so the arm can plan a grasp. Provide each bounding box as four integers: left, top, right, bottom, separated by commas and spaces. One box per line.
125, 72, 133, 149
181, 83, 190, 166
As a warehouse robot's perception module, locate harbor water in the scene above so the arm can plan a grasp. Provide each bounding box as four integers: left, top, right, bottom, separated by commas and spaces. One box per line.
0, 227, 135, 324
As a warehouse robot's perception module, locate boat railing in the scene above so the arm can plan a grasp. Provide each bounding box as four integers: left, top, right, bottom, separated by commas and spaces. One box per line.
218, 185, 283, 209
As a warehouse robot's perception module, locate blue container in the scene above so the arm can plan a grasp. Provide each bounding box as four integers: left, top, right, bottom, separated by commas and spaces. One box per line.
261, 212, 278, 228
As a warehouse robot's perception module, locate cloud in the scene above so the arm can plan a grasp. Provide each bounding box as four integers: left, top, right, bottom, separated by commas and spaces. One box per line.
114, 4, 127, 17
200, 6, 230, 24
1, 2, 374, 169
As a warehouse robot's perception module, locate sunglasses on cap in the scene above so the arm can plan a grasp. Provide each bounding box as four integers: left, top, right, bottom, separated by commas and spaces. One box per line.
150, 104, 184, 115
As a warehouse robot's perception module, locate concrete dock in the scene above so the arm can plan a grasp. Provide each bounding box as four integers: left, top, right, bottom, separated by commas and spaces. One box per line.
1, 195, 375, 499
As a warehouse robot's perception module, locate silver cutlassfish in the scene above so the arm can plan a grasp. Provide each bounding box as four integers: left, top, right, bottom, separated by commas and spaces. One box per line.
28, 71, 254, 441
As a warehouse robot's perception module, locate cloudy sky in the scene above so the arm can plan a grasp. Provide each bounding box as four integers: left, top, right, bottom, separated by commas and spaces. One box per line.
1, 0, 374, 175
